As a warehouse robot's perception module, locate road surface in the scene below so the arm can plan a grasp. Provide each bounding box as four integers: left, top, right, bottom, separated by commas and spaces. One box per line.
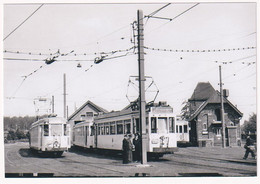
4, 142, 257, 177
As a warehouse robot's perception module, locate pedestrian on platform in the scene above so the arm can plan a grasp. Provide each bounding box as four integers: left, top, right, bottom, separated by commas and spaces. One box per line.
243, 136, 256, 160
127, 134, 133, 163
122, 134, 128, 164
133, 133, 141, 162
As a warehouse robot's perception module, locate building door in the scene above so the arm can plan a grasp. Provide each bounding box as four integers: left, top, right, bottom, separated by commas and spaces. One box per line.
227, 126, 237, 147
189, 121, 197, 146
213, 127, 222, 146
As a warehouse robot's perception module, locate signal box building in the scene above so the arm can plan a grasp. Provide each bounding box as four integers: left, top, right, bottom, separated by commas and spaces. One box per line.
187, 82, 243, 147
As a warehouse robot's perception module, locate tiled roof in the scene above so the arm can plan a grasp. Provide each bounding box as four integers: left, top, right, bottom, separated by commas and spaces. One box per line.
188, 82, 243, 121
189, 82, 216, 101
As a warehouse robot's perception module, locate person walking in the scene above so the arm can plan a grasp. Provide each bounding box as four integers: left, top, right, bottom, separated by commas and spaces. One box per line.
243, 136, 256, 160
133, 133, 141, 162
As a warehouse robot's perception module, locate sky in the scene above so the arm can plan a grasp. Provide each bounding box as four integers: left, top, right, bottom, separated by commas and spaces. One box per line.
2, 2, 257, 124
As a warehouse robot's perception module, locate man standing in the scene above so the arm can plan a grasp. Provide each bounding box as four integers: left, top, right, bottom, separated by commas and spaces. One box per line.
133, 133, 141, 162
122, 134, 129, 164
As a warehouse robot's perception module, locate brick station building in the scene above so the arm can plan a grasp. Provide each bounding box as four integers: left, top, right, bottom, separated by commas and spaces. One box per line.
187, 82, 243, 147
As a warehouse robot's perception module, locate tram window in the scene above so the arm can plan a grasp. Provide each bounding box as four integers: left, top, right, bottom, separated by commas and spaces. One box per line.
101, 126, 104, 135
176, 125, 178, 133
110, 122, 115, 135
90, 126, 95, 136
88, 126, 91, 136
98, 126, 101, 135
117, 123, 123, 134
184, 125, 188, 133
151, 117, 157, 133
135, 118, 140, 133
179, 126, 183, 133
105, 126, 110, 135
169, 117, 175, 133
124, 120, 131, 134
158, 117, 167, 134
44, 124, 49, 136
64, 124, 67, 136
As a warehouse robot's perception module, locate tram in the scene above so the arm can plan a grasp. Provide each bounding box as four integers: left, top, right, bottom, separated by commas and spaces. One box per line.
72, 101, 178, 158
29, 116, 71, 157
176, 116, 190, 144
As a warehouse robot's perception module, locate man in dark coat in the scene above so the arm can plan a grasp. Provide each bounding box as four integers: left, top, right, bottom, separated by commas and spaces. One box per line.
243, 136, 256, 160
122, 134, 129, 164
133, 133, 141, 162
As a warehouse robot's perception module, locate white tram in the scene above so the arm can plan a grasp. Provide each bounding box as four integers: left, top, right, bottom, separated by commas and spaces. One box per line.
176, 116, 190, 144
72, 102, 178, 158
29, 116, 71, 156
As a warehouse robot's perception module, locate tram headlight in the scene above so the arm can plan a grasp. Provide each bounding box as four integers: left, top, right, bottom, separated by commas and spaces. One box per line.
53, 141, 60, 148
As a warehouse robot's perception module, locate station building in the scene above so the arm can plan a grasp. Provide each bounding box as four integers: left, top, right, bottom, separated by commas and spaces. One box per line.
187, 82, 243, 147
67, 100, 109, 141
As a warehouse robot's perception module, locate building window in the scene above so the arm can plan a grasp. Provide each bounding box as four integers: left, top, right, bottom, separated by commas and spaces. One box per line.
176, 125, 178, 133
86, 112, 94, 117
215, 109, 221, 121
202, 114, 208, 131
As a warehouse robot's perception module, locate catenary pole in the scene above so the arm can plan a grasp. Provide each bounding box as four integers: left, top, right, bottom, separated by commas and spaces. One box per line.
219, 65, 226, 148
137, 9, 147, 164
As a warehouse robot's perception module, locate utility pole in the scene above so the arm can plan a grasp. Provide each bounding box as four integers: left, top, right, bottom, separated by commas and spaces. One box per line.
137, 9, 147, 165
63, 73, 67, 119
219, 65, 226, 148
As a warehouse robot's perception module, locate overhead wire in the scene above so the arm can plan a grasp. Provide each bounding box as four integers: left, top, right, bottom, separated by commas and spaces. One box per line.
146, 3, 200, 35
4, 4, 44, 41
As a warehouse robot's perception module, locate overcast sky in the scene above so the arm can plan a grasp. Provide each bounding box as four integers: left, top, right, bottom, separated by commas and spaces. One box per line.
2, 2, 257, 124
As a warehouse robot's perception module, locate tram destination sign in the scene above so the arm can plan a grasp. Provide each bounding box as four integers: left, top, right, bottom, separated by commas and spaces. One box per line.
151, 107, 173, 114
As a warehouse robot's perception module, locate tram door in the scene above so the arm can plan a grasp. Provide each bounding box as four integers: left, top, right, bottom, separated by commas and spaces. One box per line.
85, 126, 88, 146
39, 125, 43, 147
134, 118, 140, 134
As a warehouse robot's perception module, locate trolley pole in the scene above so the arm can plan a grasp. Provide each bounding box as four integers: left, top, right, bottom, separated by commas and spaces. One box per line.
219, 65, 226, 148
137, 9, 147, 165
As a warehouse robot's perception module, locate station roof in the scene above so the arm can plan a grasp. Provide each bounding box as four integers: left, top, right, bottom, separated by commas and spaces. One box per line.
68, 100, 109, 121
188, 82, 243, 121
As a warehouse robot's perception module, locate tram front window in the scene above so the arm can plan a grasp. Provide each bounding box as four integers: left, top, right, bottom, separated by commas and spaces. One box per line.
158, 117, 167, 134
51, 124, 62, 136
44, 125, 49, 136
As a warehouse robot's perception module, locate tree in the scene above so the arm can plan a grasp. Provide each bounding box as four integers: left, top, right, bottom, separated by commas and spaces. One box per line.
181, 101, 191, 120
242, 113, 256, 135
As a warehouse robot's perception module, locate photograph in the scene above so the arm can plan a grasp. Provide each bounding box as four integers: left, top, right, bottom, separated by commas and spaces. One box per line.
1, 1, 258, 183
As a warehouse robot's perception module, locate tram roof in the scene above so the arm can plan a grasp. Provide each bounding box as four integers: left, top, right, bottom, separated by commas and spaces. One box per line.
30, 117, 67, 127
